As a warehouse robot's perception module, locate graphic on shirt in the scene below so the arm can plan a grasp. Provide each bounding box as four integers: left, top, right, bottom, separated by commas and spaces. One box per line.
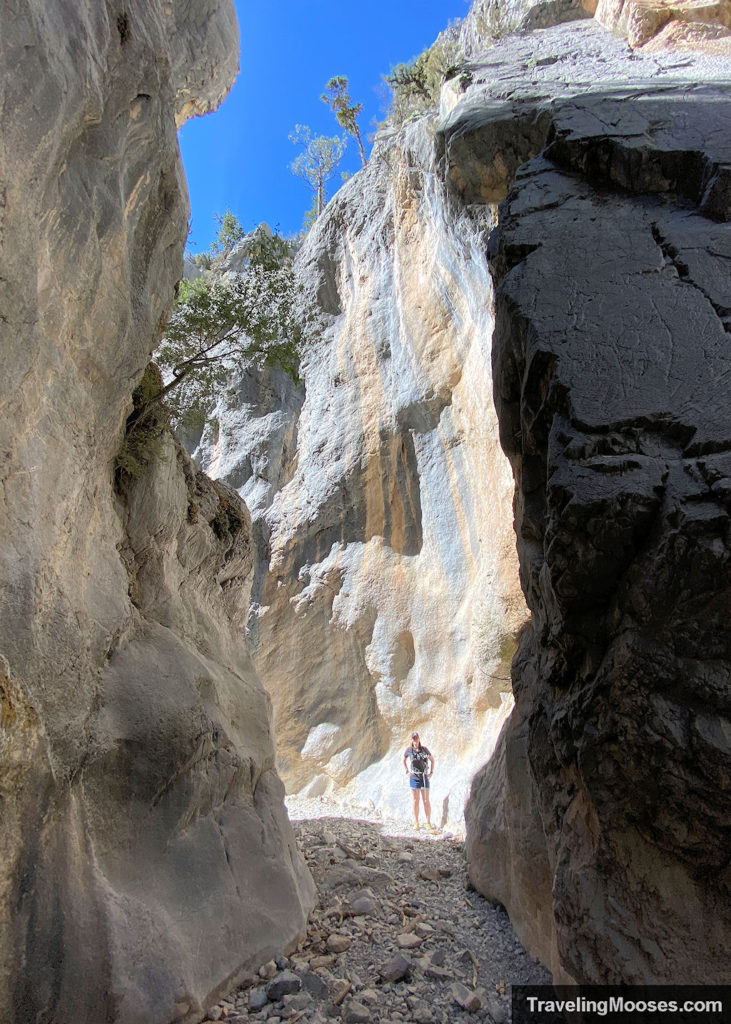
404, 746, 431, 780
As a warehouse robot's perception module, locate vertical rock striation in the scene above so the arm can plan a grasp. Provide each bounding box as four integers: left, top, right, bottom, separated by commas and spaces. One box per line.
192, 119, 527, 823
451, 21, 731, 983
0, 3, 313, 1022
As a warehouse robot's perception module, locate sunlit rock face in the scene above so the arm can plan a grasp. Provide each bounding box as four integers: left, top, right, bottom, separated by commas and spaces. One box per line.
0, 3, 313, 1022
457, 0, 731, 52
595, 0, 731, 52
193, 118, 526, 826
456, 0, 593, 48
453, 21, 731, 984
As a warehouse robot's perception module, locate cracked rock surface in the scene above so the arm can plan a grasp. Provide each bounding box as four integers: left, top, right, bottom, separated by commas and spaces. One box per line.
451, 20, 731, 984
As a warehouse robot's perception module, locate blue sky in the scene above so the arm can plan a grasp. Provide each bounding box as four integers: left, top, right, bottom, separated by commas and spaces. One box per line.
179, 0, 469, 251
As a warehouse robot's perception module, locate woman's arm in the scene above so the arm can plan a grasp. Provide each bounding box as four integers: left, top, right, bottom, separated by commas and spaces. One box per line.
428, 753, 435, 777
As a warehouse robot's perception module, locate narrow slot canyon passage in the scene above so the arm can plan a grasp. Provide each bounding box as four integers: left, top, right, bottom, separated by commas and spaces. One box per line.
1, 0, 728, 1021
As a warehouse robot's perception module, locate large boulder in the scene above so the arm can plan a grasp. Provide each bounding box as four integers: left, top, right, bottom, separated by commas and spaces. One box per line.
455, 21, 731, 983
0, 3, 313, 1022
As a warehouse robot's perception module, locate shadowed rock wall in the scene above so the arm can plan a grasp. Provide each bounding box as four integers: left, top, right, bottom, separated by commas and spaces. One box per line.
0, 3, 313, 1022
454, 21, 731, 983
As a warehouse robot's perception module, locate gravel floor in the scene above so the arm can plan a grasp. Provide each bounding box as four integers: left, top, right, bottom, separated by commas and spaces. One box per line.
206, 798, 550, 1023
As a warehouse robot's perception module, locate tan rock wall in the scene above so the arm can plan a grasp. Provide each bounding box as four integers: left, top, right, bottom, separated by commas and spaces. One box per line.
594, 0, 731, 50
0, 3, 313, 1021
193, 123, 526, 826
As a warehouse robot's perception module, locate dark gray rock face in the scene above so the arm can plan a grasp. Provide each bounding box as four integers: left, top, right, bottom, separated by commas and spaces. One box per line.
0, 2, 313, 1022
456, 22, 731, 984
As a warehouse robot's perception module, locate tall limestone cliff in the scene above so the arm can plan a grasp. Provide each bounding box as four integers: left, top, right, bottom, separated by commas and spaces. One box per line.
0, 3, 313, 1022
192, 0, 729, 990
191, 124, 527, 823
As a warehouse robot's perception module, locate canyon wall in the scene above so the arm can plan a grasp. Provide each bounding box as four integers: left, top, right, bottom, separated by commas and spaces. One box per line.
456, 0, 593, 48
191, 123, 527, 825
0, 3, 313, 1022
3, 0, 727, 1014
453, 21, 730, 983
193, 3, 729, 987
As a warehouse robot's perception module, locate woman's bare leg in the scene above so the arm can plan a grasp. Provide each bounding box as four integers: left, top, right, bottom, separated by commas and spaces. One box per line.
421, 788, 432, 827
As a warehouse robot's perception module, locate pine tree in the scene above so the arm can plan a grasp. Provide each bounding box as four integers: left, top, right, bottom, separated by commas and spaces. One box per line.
321, 76, 367, 168
289, 125, 347, 221
214, 210, 245, 254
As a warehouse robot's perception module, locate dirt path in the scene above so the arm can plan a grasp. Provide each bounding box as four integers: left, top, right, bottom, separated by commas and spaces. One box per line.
206, 801, 549, 1023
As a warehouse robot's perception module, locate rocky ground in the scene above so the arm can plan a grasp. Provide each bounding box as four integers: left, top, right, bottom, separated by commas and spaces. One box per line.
206, 798, 549, 1023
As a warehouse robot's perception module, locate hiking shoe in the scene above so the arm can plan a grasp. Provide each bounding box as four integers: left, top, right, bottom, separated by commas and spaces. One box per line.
413, 822, 420, 830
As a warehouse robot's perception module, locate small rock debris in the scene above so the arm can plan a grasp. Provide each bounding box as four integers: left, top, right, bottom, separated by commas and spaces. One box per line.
206, 802, 549, 1022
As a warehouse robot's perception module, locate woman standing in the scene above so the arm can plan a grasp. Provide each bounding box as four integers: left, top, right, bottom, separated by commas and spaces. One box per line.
403, 732, 436, 831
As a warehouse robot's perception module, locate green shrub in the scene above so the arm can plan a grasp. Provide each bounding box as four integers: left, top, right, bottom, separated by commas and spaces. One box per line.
385, 37, 461, 127
210, 481, 247, 540
114, 363, 169, 485
148, 230, 303, 429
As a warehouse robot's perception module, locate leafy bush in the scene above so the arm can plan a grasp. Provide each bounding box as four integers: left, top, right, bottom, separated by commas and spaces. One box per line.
116, 226, 303, 480
115, 364, 169, 483
211, 481, 247, 540
152, 230, 302, 422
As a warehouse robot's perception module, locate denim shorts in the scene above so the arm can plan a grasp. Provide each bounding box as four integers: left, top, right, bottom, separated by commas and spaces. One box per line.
410, 776, 429, 789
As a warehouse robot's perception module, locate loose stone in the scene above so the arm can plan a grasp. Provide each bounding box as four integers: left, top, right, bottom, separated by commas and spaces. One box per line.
266, 970, 302, 1001
300, 970, 330, 1000
378, 952, 411, 983
451, 981, 482, 1012
485, 991, 509, 1024
310, 954, 337, 969
350, 895, 378, 916
284, 990, 313, 1010
424, 965, 452, 980
207, 806, 550, 1022
344, 1000, 371, 1023
248, 988, 269, 1011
